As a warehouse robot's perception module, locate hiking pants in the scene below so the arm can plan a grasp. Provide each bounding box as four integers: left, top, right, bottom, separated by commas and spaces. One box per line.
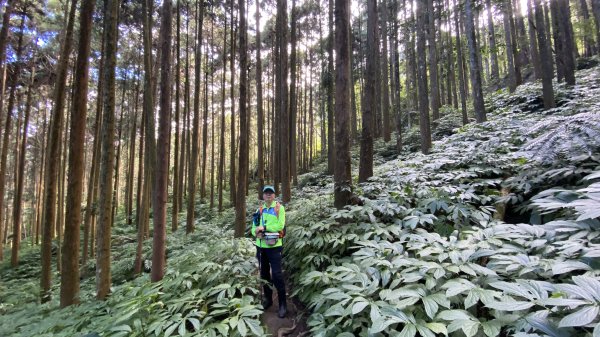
256, 246, 286, 300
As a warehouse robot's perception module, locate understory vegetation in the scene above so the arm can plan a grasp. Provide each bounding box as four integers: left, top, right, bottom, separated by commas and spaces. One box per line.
1, 66, 600, 336
286, 66, 600, 337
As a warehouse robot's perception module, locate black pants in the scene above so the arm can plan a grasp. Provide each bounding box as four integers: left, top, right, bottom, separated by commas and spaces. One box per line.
256, 246, 286, 300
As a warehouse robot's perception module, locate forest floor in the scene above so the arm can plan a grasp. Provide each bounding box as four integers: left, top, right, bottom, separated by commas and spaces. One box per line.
1, 59, 599, 337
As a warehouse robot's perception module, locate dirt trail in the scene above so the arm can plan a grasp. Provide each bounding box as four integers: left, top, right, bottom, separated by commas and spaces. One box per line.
261, 282, 310, 337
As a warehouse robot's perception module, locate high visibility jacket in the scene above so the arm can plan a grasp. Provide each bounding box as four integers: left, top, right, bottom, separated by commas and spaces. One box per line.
251, 201, 286, 248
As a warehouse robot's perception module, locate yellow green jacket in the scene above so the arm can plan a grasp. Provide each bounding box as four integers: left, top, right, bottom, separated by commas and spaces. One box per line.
251, 201, 286, 248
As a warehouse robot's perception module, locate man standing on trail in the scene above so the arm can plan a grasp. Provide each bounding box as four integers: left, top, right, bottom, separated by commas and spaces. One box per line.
251, 185, 287, 318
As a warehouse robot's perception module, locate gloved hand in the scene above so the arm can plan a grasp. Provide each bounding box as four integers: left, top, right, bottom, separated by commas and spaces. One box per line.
256, 226, 265, 238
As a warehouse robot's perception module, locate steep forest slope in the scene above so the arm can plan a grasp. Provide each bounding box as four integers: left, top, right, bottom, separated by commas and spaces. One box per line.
1, 64, 600, 336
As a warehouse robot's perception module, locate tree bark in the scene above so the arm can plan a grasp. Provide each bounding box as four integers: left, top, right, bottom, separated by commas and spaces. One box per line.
416, 0, 431, 152
334, 0, 353, 209
427, 0, 440, 122
527, 0, 542, 79
186, 1, 204, 233
255, 0, 264, 199
359, 0, 377, 181
327, 0, 335, 175
534, 0, 556, 109
503, 0, 517, 92
61, 0, 94, 306
234, 0, 249, 238
465, 0, 487, 123
381, 0, 392, 140
151, 0, 173, 282
40, 0, 76, 300
96, 0, 120, 300
486, 0, 500, 81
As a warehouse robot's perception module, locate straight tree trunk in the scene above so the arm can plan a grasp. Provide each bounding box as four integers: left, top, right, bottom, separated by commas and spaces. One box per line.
528, 0, 542, 79
534, 0, 556, 109
0, 0, 14, 148
234, 0, 249, 238
486, 0, 500, 81
277, 0, 291, 202
577, 0, 593, 56
172, 0, 181, 231
381, 0, 392, 140
592, 0, 600, 52
334, 0, 353, 209
427, 0, 440, 122
255, 0, 264, 199
186, 1, 204, 233
152, 0, 173, 282
40, 0, 76, 299
416, 0, 432, 152
12, 65, 34, 269
218, 16, 227, 211
326, 0, 334, 174
550, 0, 565, 82
290, 0, 298, 185
229, 0, 237, 205
465, 0, 487, 122
96, 0, 120, 300
359, 0, 377, 181
503, 0, 517, 92
61, 0, 94, 306
558, 0, 575, 85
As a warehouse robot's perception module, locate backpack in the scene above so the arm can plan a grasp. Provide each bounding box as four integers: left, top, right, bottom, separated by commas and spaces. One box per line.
259, 201, 286, 238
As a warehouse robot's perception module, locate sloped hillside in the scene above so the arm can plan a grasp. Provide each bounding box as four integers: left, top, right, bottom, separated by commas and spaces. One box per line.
284, 65, 600, 337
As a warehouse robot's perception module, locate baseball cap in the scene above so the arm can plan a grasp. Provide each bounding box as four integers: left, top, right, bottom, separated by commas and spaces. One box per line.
262, 185, 275, 193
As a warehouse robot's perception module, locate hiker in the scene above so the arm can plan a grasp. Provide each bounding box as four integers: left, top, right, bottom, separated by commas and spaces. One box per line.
251, 185, 287, 318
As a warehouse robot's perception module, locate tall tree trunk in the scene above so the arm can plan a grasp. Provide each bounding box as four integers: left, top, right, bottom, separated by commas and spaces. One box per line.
416, 0, 432, 152
592, 0, 600, 53
486, 0, 500, 81
218, 15, 227, 211
96, 0, 119, 300
326, 0, 334, 174
528, 0, 542, 79
503, 0, 517, 92
534, 0, 556, 109
0, 0, 14, 147
427, 0, 440, 122
255, 0, 264, 199
12, 65, 33, 269
381, 0, 392, 140
61, 0, 94, 306
558, 0, 575, 85
186, 1, 204, 233
334, 0, 353, 209
229, 0, 237, 205
152, 0, 173, 282
359, 0, 377, 181
290, 0, 298, 186
550, 0, 565, 82
234, 0, 249, 238
40, 0, 76, 299
577, 0, 594, 56
465, 0, 487, 123
277, 0, 290, 202
172, 0, 181, 231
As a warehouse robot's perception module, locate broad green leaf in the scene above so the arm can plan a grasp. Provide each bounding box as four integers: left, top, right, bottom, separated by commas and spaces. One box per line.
436, 309, 472, 321
481, 320, 502, 337
237, 318, 248, 337
369, 316, 392, 334
486, 301, 534, 311
398, 324, 417, 337
558, 305, 599, 327
423, 297, 439, 319
552, 261, 591, 275
109, 325, 132, 332
245, 319, 263, 336
352, 301, 369, 315
462, 320, 480, 337
594, 322, 600, 337
178, 322, 187, 336
425, 322, 448, 336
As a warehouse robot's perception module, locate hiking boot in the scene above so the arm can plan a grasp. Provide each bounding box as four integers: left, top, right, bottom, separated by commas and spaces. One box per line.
261, 297, 273, 310
278, 296, 287, 318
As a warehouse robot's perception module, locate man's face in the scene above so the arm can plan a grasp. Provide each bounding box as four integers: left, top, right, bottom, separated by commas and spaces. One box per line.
263, 191, 275, 202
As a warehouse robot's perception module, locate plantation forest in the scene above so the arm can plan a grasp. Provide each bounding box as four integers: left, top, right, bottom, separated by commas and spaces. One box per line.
0, 0, 599, 335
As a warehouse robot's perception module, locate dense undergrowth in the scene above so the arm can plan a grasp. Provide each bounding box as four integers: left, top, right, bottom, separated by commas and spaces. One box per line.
1, 65, 599, 336
1, 208, 267, 337
285, 66, 600, 337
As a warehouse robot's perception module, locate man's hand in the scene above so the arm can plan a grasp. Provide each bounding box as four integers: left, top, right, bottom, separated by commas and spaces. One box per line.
256, 226, 265, 237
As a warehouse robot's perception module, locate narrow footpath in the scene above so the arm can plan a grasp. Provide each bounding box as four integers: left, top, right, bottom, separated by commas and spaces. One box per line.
261, 277, 309, 337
